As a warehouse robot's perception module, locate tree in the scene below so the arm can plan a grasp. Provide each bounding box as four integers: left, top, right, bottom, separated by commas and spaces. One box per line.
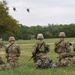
13, 23, 75, 40
14, 25, 30, 40
0, 0, 20, 35
44, 32, 52, 38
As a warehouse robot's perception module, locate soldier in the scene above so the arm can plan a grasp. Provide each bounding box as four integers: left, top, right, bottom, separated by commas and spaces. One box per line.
54, 32, 71, 54
54, 32, 72, 66
32, 33, 56, 69
0, 38, 3, 48
32, 33, 50, 63
5, 36, 20, 68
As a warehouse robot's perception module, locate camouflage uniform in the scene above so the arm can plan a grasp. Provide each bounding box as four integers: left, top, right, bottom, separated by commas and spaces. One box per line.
32, 42, 50, 63
0, 38, 3, 48
0, 57, 5, 70
73, 42, 75, 52
5, 36, 20, 68
32, 33, 52, 69
32, 33, 50, 63
72, 42, 75, 64
54, 40, 71, 54
54, 32, 73, 66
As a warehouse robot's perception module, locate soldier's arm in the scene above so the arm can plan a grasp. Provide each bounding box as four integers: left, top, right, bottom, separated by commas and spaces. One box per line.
17, 45, 20, 57
5, 46, 9, 58
32, 44, 37, 56
73, 42, 75, 52
54, 42, 58, 53
65, 42, 71, 52
45, 43, 50, 53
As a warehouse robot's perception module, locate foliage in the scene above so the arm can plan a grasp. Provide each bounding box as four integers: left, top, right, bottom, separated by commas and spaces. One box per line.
1, 23, 75, 40
0, 0, 20, 35
14, 23, 75, 40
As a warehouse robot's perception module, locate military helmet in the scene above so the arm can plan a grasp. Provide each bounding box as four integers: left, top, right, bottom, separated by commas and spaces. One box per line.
37, 33, 44, 40
59, 32, 66, 37
9, 36, 15, 42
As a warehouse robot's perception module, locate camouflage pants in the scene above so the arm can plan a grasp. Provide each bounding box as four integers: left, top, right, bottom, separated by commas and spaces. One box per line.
33, 56, 43, 63
60, 58, 73, 66
72, 56, 75, 64
33, 54, 47, 63
0, 64, 6, 70
58, 53, 75, 66
7, 57, 19, 68
0, 61, 19, 70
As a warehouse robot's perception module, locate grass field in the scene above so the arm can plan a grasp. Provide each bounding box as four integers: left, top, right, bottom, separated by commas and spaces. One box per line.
0, 38, 75, 75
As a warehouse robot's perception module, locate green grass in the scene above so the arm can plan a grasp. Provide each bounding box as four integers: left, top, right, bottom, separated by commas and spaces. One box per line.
0, 38, 75, 75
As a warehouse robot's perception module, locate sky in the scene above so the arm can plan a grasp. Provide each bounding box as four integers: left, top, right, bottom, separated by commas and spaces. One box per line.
0, 0, 75, 26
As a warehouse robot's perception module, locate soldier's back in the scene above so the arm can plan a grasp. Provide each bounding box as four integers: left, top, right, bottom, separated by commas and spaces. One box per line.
5, 43, 20, 57
55, 40, 71, 54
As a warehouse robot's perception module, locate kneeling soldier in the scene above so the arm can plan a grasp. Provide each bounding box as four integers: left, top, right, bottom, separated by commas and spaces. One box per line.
31, 33, 56, 69
5, 36, 20, 68
32, 33, 50, 63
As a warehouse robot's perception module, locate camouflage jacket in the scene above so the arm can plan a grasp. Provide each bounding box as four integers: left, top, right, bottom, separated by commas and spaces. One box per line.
54, 39, 71, 54
73, 42, 75, 52
32, 42, 50, 57
5, 43, 20, 58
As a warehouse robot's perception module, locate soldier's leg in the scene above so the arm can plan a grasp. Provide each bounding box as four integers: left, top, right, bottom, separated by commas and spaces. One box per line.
72, 56, 75, 64
33, 56, 40, 63
5, 62, 12, 69
35, 59, 42, 69
0, 64, 6, 70
60, 57, 73, 66
14, 60, 19, 67
60, 58, 67, 66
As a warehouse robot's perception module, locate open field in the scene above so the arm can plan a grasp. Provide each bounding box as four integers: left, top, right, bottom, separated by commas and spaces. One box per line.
0, 38, 75, 75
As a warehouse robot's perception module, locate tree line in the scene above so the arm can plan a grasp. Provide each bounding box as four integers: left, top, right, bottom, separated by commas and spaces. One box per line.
13, 24, 75, 40
2, 23, 75, 40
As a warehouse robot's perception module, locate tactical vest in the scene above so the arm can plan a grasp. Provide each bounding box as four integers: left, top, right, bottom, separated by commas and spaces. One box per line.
55, 40, 70, 54
6, 44, 20, 57
36, 42, 49, 54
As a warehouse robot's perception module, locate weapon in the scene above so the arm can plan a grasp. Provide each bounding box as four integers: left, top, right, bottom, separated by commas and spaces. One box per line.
28, 42, 44, 61
28, 55, 35, 61
28, 47, 39, 61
